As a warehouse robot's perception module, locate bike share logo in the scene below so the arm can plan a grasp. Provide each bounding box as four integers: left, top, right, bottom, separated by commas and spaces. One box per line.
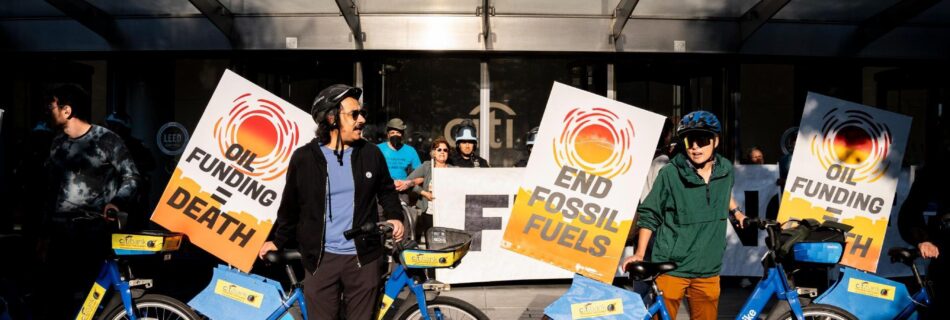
113, 235, 160, 251
77, 283, 107, 320
570, 298, 623, 318
406, 252, 450, 267
554, 107, 635, 179
847, 278, 896, 301
809, 108, 893, 184
213, 93, 301, 181
215, 279, 264, 308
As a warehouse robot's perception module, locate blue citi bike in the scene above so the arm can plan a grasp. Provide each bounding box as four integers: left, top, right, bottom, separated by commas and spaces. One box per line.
75, 210, 201, 320
544, 218, 858, 320
188, 222, 489, 320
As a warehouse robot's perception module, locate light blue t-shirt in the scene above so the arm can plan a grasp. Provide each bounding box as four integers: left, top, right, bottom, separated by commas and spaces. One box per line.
377, 142, 421, 180
321, 145, 356, 255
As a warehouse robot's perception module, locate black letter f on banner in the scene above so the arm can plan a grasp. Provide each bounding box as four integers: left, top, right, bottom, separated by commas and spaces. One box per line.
465, 195, 506, 251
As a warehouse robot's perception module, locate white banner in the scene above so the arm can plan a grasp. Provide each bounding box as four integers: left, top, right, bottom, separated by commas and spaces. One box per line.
722, 165, 779, 276
433, 168, 573, 284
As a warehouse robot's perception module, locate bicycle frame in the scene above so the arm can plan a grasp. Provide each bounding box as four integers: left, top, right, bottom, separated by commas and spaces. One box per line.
378, 264, 438, 320
644, 286, 671, 320
895, 289, 930, 320
736, 266, 803, 320
76, 259, 139, 320
264, 287, 308, 320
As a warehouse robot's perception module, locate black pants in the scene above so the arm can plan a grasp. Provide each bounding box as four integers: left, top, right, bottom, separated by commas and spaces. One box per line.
36, 219, 110, 319
925, 256, 946, 319
303, 253, 382, 320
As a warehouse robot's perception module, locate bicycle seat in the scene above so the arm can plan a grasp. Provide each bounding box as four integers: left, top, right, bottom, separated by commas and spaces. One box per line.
625, 261, 677, 281
887, 247, 920, 265
264, 250, 302, 265
111, 231, 183, 255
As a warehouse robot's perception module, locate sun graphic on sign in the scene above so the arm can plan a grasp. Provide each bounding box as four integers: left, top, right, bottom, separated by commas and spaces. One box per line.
553, 107, 635, 179
810, 108, 892, 183
214, 93, 300, 181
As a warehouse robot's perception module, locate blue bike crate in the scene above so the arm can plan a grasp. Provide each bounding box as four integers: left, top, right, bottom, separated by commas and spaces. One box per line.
189, 265, 287, 320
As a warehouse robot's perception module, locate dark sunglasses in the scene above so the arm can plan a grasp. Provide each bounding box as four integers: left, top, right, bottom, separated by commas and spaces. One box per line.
343, 109, 368, 120
434, 148, 449, 152
683, 132, 716, 148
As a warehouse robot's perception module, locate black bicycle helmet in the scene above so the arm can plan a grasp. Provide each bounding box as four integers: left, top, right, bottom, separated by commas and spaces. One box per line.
310, 84, 363, 122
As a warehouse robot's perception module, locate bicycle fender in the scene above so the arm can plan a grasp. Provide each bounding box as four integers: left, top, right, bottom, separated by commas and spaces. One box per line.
814, 267, 916, 320
544, 274, 647, 320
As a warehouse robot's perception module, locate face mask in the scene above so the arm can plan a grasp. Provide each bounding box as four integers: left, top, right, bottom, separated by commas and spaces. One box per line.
389, 136, 403, 150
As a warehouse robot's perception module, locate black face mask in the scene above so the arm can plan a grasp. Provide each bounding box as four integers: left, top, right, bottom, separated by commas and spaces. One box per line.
389, 136, 403, 150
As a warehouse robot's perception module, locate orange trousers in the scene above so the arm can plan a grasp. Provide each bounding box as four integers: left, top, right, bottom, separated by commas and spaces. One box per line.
654, 274, 720, 320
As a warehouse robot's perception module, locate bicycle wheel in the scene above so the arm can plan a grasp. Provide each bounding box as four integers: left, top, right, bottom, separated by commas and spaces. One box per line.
397, 296, 489, 320
102, 294, 201, 320
767, 303, 857, 320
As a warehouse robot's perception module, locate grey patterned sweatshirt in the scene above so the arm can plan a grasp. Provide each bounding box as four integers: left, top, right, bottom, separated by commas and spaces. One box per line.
47, 124, 140, 219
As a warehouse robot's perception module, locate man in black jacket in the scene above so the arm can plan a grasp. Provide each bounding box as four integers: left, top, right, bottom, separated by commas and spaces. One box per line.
259, 84, 405, 320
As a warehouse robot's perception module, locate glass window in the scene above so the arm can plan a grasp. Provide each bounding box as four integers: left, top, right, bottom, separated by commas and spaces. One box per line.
362, 57, 480, 166
489, 57, 607, 167
737, 64, 796, 165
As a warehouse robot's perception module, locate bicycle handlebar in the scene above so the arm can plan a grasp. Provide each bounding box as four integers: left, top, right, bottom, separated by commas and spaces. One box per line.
105, 208, 129, 231
343, 222, 394, 241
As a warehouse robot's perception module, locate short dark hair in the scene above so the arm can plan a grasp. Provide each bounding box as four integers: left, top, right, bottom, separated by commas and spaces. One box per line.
46, 84, 91, 121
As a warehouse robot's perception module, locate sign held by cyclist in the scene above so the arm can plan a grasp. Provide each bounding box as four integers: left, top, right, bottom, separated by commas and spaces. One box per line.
501, 82, 665, 284
778, 92, 911, 272
151, 70, 316, 271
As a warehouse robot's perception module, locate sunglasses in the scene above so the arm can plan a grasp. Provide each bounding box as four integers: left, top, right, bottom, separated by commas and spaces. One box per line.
683, 132, 716, 148
434, 148, 449, 152
343, 109, 368, 120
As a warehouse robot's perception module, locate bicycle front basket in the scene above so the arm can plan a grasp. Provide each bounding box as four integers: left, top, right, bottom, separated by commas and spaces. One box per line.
400, 227, 473, 269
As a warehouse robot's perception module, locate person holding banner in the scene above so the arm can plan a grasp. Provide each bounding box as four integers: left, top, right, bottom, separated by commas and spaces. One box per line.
406, 137, 454, 242
259, 84, 405, 320
623, 111, 744, 320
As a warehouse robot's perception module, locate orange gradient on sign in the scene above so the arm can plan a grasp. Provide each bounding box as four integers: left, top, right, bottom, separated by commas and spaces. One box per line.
575, 125, 615, 164
237, 116, 279, 156
776, 192, 886, 272
151, 168, 274, 272
502, 188, 632, 284
833, 126, 873, 165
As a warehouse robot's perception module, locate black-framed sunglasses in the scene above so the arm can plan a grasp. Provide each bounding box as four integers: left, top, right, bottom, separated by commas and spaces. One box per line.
343, 109, 368, 120
434, 148, 449, 152
683, 132, 716, 148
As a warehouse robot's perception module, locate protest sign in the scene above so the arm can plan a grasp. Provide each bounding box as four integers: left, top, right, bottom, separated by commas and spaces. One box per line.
152, 70, 315, 271
778, 92, 911, 272
502, 82, 665, 283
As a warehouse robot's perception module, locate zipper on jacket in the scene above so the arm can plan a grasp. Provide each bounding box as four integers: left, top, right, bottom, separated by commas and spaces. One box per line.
315, 170, 330, 274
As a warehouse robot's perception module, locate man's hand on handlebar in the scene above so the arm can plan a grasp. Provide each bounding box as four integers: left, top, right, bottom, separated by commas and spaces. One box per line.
387, 219, 405, 241
919, 241, 940, 259
259, 241, 277, 260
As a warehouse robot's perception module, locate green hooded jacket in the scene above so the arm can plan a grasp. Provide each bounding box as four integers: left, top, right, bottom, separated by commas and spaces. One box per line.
636, 153, 734, 278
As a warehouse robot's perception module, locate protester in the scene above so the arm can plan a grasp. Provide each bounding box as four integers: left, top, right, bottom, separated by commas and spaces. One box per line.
259, 84, 405, 320
623, 111, 744, 320
40, 84, 140, 318
377, 118, 421, 192
515, 126, 538, 167
406, 137, 454, 242
898, 132, 949, 320
745, 146, 765, 164
448, 120, 489, 168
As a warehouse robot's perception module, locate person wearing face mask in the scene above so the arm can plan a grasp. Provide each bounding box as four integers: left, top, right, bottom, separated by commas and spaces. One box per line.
405, 137, 454, 242
377, 118, 422, 192
448, 120, 489, 168
621, 111, 742, 320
